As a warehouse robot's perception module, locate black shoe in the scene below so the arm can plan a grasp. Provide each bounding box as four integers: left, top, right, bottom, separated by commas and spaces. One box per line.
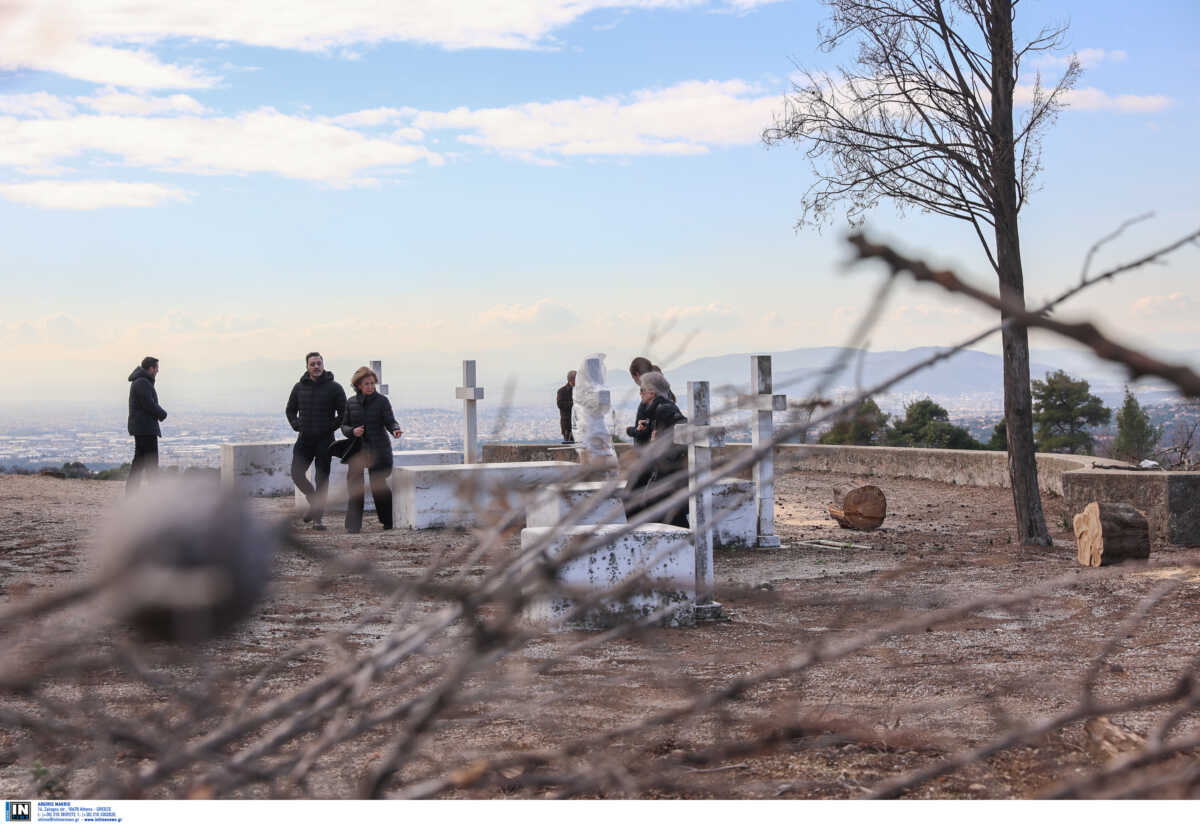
381, 524, 394, 531
311, 521, 326, 531
302, 507, 314, 523
346, 527, 360, 534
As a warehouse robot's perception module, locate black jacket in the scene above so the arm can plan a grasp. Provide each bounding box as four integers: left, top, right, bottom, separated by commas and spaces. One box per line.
127, 367, 167, 437
645, 394, 688, 475
626, 388, 676, 447
556, 384, 573, 416
342, 391, 400, 468
286, 371, 347, 439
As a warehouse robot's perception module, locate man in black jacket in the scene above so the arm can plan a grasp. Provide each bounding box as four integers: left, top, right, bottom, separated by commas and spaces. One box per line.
286, 352, 347, 530
127, 355, 168, 493
556, 370, 576, 444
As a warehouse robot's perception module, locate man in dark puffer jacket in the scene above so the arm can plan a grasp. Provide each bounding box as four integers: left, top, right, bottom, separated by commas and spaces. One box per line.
285, 352, 347, 530
127, 355, 168, 493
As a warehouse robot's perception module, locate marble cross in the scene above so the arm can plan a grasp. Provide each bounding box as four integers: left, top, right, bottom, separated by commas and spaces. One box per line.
738, 355, 787, 548
370, 360, 388, 396
675, 380, 726, 621
455, 360, 485, 464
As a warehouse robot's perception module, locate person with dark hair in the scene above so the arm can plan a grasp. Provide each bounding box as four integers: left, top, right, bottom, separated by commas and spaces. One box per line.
556, 370, 576, 444
625, 370, 689, 528
342, 366, 402, 533
286, 352, 346, 531
127, 355, 168, 493
625, 357, 673, 447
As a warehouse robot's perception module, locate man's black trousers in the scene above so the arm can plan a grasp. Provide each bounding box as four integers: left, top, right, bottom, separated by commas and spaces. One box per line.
292, 434, 334, 520
126, 435, 158, 492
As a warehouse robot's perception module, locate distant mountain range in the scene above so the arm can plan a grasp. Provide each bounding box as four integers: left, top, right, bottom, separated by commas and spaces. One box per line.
668, 346, 1198, 413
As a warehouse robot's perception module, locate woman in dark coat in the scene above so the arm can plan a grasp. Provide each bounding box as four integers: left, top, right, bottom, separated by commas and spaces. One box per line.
342, 366, 403, 533
625, 370, 690, 529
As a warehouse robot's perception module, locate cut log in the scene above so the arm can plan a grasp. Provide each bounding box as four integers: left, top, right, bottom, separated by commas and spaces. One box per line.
828, 485, 887, 531
1072, 501, 1150, 567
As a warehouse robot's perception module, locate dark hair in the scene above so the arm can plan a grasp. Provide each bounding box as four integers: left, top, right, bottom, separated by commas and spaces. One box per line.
141, 356, 159, 370
305, 351, 322, 364
629, 356, 653, 379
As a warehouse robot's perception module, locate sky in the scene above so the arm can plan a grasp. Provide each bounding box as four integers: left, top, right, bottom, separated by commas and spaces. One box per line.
1, 0, 1196, 411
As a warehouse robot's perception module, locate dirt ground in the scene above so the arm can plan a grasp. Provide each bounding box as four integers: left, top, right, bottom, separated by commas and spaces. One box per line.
1, 469, 1198, 799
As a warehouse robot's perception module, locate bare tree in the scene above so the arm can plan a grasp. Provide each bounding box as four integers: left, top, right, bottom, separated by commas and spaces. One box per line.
764, 0, 1080, 545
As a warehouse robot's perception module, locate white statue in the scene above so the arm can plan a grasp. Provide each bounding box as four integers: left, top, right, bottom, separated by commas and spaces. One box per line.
573, 353, 618, 469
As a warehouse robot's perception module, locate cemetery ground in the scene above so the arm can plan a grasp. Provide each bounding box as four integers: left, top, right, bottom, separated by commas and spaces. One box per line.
1, 469, 1198, 799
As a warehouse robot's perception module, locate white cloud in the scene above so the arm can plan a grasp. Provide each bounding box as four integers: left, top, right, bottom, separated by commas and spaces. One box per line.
411, 79, 777, 159
328, 107, 412, 127
1014, 84, 1170, 113
0, 179, 189, 209
1035, 48, 1128, 70
78, 89, 209, 116
0, 109, 442, 186
1132, 292, 1196, 318
0, 1, 777, 88
0, 7, 218, 89
480, 298, 578, 329
0, 93, 75, 118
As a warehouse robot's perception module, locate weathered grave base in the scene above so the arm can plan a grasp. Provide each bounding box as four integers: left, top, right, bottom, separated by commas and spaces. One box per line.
526, 482, 627, 528
527, 479, 755, 549
293, 450, 463, 513
220, 442, 295, 497
522, 524, 695, 630
393, 461, 578, 529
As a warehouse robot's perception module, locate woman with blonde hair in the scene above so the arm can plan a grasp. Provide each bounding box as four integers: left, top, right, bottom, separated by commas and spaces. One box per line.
341, 366, 403, 533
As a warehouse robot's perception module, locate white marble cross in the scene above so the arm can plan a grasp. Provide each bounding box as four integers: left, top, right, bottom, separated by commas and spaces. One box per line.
738, 355, 787, 548
455, 359, 484, 464
370, 359, 388, 396
675, 380, 726, 621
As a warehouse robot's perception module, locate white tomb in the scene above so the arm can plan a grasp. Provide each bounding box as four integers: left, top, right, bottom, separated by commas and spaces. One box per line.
711, 479, 756, 550
526, 481, 627, 528
527, 479, 753, 548
220, 442, 295, 497
522, 524, 695, 629
293, 450, 463, 513
393, 461, 578, 529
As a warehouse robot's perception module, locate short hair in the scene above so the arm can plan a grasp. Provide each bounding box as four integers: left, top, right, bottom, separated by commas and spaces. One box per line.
305, 351, 322, 364
350, 366, 378, 389
639, 371, 671, 398
567, 370, 577, 381
629, 356, 653, 379
141, 356, 159, 370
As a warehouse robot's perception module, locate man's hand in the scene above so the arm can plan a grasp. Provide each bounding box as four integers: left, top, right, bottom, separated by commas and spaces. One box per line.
353, 426, 365, 437
635, 419, 649, 431
392, 429, 403, 439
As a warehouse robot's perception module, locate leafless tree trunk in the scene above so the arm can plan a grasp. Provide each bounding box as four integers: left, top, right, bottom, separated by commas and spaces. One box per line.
764, 0, 1079, 545
988, 0, 1048, 543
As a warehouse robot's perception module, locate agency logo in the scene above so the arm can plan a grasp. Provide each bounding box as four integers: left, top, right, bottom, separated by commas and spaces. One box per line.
4, 802, 31, 822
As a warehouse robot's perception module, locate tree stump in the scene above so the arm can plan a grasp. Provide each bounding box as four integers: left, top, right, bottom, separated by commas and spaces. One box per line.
829, 485, 887, 531
1072, 501, 1150, 567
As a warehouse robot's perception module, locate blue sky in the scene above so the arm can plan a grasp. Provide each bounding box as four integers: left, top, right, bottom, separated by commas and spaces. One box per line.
1, 0, 1195, 410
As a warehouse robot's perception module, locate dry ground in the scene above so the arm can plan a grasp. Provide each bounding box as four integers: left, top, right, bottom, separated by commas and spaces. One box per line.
1, 469, 1198, 799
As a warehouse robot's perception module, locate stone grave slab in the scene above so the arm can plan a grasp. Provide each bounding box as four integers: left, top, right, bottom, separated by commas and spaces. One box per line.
393, 461, 578, 529
294, 449, 463, 513
220, 442, 295, 497
522, 523, 695, 629
526, 481, 628, 528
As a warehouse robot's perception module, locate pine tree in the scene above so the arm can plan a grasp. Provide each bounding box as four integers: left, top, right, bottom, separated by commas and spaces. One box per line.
1111, 387, 1161, 463
1031, 370, 1110, 455
819, 398, 888, 445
